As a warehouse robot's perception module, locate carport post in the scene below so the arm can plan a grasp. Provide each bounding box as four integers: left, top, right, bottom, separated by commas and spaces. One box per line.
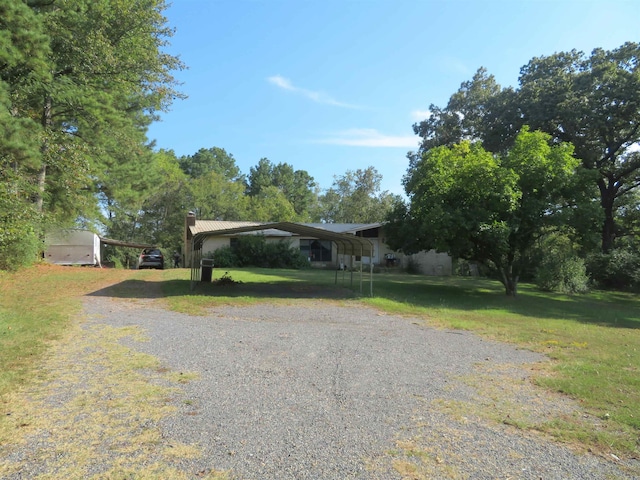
370, 256, 373, 297
350, 251, 353, 288
359, 245, 363, 294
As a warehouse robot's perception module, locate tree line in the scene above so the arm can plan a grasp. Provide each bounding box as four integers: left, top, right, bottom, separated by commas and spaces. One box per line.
385, 43, 640, 294
1, 0, 182, 269
0, 0, 396, 270
105, 148, 399, 267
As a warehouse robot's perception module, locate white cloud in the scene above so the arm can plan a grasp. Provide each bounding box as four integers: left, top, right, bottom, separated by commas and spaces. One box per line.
268, 75, 294, 91
411, 110, 432, 121
267, 75, 359, 109
318, 129, 419, 148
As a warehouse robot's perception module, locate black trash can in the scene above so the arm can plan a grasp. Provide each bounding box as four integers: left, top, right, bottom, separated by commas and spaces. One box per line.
200, 258, 214, 282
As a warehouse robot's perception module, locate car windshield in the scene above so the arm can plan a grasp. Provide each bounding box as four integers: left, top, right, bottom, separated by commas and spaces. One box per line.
142, 249, 161, 256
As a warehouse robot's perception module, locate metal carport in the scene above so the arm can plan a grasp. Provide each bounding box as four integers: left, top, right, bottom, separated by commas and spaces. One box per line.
188, 221, 375, 295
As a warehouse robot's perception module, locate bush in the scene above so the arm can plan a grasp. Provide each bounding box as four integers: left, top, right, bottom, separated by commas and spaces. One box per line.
587, 248, 640, 291
262, 241, 310, 269
0, 228, 41, 271
534, 234, 590, 294
208, 236, 310, 269
536, 256, 590, 294
0, 187, 42, 271
205, 246, 237, 268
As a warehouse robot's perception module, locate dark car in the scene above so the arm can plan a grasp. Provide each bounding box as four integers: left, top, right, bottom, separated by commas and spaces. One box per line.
137, 248, 164, 269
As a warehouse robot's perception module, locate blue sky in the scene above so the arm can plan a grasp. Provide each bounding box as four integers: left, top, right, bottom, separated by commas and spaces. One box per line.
147, 0, 639, 196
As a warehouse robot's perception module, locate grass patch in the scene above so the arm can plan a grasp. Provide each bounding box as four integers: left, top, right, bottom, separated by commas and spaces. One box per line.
0, 264, 140, 398
160, 268, 358, 315
364, 275, 640, 455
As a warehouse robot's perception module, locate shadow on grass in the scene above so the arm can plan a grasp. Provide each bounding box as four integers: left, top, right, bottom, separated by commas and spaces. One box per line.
86, 278, 359, 301
375, 276, 640, 329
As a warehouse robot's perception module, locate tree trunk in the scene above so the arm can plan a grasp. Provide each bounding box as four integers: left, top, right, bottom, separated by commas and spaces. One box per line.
498, 263, 519, 296
35, 95, 52, 213
602, 212, 616, 254
598, 177, 618, 253
35, 164, 47, 213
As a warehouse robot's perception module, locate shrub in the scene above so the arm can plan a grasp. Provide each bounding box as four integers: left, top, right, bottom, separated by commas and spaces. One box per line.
206, 246, 237, 268
534, 234, 590, 294
0, 187, 42, 271
0, 228, 41, 271
587, 248, 640, 291
262, 241, 310, 269
208, 236, 310, 269
536, 256, 590, 294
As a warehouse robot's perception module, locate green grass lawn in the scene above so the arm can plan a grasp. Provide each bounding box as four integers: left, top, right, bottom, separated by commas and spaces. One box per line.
1, 265, 638, 456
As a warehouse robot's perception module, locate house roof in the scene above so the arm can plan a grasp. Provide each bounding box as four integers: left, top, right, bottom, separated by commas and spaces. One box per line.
190, 220, 381, 237
296, 223, 382, 234
191, 220, 293, 237
190, 221, 375, 257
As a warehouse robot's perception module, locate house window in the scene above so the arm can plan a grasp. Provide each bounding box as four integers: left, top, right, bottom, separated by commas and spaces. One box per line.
299, 239, 332, 262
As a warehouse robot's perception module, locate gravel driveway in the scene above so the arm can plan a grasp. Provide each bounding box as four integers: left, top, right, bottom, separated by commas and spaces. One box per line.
2, 287, 638, 479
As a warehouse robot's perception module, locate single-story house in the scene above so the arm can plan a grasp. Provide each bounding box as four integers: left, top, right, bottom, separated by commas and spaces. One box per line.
183, 213, 452, 275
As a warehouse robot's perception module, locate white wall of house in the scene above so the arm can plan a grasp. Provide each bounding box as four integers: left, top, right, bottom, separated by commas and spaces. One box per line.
202, 237, 230, 256
401, 250, 452, 275
360, 239, 380, 264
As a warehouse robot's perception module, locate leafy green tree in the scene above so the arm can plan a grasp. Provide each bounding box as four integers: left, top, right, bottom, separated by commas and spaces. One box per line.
390, 128, 579, 296
3, 0, 183, 229
36, 0, 183, 217
246, 158, 274, 196
102, 149, 189, 266
101, 147, 166, 245
248, 185, 297, 222
0, 0, 51, 267
413, 68, 521, 155
179, 147, 243, 181
412, 43, 640, 254
0, 0, 49, 165
246, 158, 318, 219
319, 166, 400, 223
518, 43, 640, 253
189, 171, 249, 221
136, 149, 191, 248
1, 0, 185, 269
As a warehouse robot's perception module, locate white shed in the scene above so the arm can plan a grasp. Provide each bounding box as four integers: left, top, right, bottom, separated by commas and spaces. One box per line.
45, 229, 102, 266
